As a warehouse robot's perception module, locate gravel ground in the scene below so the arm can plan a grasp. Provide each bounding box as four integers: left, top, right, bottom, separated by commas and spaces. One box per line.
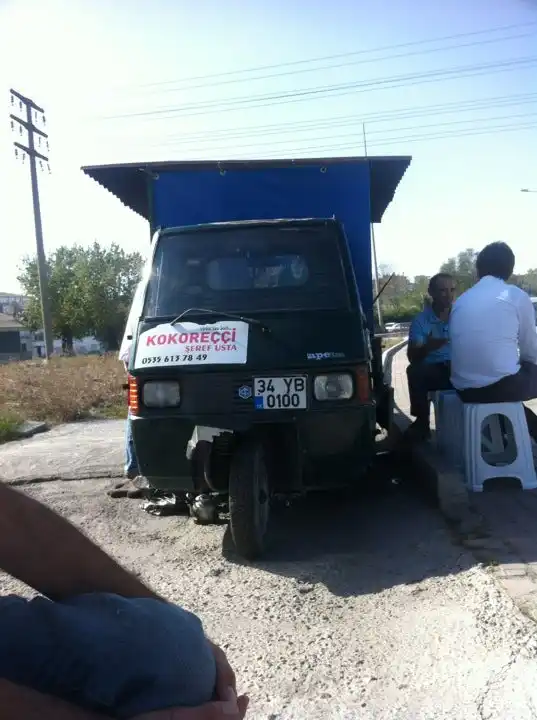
3, 477, 537, 719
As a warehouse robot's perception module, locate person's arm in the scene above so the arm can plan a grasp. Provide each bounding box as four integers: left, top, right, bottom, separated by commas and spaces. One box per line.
518, 293, 537, 364
407, 317, 446, 364
0, 681, 248, 720
0, 679, 110, 720
0, 481, 160, 601
0, 483, 241, 702
133, 689, 248, 720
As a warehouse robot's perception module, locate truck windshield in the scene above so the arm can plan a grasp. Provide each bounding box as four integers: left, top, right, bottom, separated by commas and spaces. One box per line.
143, 224, 351, 317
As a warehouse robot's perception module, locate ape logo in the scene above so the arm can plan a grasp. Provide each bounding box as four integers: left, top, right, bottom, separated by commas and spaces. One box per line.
238, 385, 252, 400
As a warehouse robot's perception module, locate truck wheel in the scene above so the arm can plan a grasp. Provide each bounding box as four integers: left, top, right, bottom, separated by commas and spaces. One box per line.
228, 439, 270, 560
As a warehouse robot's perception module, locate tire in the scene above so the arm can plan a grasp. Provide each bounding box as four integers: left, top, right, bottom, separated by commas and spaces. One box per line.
228, 439, 270, 560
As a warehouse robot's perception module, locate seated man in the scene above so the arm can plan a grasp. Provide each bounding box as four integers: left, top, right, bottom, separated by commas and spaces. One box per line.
406, 273, 456, 439
450, 242, 537, 440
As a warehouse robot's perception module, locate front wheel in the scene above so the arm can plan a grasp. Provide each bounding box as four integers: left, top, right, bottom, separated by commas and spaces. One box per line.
228, 439, 270, 560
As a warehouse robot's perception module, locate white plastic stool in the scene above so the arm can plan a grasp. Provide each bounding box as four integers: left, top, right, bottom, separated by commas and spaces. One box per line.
463, 402, 537, 492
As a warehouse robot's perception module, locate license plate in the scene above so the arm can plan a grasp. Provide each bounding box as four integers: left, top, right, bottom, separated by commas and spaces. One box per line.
254, 376, 307, 410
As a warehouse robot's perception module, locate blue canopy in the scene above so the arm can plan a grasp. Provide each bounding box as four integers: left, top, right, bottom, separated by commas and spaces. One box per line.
83, 156, 411, 311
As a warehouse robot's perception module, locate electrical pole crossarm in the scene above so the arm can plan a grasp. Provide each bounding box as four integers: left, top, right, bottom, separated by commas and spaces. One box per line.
9, 88, 44, 114
13, 142, 49, 164
10, 114, 48, 140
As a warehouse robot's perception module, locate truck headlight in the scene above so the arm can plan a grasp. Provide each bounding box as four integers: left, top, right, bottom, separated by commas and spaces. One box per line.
314, 373, 353, 401
142, 381, 181, 408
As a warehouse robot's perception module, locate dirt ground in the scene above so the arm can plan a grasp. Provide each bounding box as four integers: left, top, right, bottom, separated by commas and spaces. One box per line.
4, 476, 537, 719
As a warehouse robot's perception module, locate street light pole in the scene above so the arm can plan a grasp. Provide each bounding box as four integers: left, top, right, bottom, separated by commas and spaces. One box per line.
362, 123, 383, 331
9, 89, 53, 359
521, 188, 537, 193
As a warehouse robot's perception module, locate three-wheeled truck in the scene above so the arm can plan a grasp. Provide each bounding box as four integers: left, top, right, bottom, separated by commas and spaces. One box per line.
83, 156, 411, 559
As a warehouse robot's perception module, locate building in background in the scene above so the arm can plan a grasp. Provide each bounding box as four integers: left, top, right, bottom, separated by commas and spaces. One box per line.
32, 333, 103, 358
0, 292, 27, 318
0, 313, 33, 364
0, 291, 104, 359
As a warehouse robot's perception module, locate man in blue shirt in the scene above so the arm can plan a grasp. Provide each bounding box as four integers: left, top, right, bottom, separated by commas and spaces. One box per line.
406, 273, 456, 440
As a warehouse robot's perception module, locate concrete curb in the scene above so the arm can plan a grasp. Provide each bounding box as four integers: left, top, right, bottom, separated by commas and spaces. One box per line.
387, 345, 480, 534
382, 338, 408, 386
15, 421, 49, 439
0, 420, 125, 485
387, 346, 537, 622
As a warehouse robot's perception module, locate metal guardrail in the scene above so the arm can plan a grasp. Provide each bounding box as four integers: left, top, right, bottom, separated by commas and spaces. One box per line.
382, 338, 408, 386
376, 332, 408, 340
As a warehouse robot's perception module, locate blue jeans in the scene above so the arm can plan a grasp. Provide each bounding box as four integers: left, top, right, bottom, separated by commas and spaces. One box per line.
125, 411, 139, 478
0, 593, 216, 718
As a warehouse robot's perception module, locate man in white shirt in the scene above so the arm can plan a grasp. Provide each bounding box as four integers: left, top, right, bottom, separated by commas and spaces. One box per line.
450, 242, 537, 440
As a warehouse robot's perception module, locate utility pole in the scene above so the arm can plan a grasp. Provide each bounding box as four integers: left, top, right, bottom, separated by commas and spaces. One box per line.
10, 89, 53, 359
362, 123, 383, 331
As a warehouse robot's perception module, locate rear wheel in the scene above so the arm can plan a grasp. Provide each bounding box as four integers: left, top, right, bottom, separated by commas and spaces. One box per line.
228, 439, 270, 560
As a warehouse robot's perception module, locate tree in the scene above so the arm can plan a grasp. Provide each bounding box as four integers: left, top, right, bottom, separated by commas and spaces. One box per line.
75, 243, 143, 351
440, 248, 477, 292
369, 247, 537, 325
439, 249, 537, 296
19, 246, 91, 352
513, 268, 537, 295
18, 242, 143, 353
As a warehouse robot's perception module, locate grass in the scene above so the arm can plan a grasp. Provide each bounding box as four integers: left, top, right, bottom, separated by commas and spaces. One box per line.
0, 354, 127, 438
0, 340, 406, 443
381, 336, 406, 351
0, 416, 21, 444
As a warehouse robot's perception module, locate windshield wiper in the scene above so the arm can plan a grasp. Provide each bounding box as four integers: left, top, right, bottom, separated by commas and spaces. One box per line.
169, 307, 272, 334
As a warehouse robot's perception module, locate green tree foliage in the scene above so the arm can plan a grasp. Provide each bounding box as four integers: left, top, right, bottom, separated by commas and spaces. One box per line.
73, 243, 143, 351
18, 243, 143, 352
376, 267, 426, 323
439, 248, 478, 292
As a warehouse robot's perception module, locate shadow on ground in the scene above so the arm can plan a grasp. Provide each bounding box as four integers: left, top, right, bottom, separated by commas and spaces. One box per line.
395, 394, 537, 577
222, 453, 476, 598
470, 487, 537, 567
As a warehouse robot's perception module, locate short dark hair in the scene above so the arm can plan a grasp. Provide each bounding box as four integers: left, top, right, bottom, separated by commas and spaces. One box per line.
476, 242, 515, 281
428, 272, 453, 295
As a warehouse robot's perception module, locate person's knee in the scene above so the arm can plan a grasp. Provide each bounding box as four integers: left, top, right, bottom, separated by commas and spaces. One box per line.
406, 362, 423, 389
0, 596, 62, 693
64, 594, 217, 718
406, 361, 418, 379
0, 594, 217, 719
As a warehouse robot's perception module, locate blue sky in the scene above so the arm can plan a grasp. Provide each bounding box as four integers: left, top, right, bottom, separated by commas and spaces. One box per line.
0, 0, 536, 292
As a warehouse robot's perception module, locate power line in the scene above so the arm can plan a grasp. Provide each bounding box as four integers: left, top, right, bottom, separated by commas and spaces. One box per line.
133, 94, 537, 148
247, 121, 537, 158
9, 89, 54, 360
135, 30, 534, 95
101, 56, 537, 121
113, 111, 537, 157
95, 92, 537, 144
134, 20, 537, 90
141, 110, 537, 154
